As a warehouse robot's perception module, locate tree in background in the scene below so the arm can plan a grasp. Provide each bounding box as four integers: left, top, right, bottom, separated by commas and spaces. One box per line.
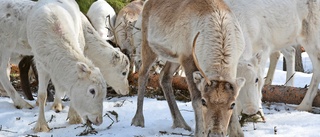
76, 0, 129, 14
29, 0, 129, 14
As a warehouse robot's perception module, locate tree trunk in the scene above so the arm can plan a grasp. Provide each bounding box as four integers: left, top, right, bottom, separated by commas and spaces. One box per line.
295, 45, 304, 72
129, 73, 320, 107
283, 45, 304, 72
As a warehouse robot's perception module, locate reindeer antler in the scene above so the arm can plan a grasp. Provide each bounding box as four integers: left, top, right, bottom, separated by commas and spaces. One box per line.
192, 32, 212, 85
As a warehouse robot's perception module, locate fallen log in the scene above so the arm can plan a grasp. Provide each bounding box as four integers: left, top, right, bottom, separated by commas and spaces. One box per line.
262, 85, 320, 107
128, 73, 320, 107
128, 72, 188, 91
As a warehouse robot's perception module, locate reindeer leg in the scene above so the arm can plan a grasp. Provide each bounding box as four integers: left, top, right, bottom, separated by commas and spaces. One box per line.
19, 56, 34, 100
297, 46, 320, 111
51, 85, 65, 113
265, 51, 280, 85
282, 47, 295, 86
68, 102, 82, 124
131, 36, 157, 127
34, 65, 50, 132
181, 56, 204, 136
160, 62, 191, 130
0, 53, 33, 109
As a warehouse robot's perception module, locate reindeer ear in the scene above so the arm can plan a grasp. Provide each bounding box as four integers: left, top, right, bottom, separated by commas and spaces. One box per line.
112, 51, 121, 59
252, 50, 263, 66
193, 71, 203, 84
236, 77, 246, 89
234, 77, 246, 97
77, 62, 91, 78
111, 51, 121, 65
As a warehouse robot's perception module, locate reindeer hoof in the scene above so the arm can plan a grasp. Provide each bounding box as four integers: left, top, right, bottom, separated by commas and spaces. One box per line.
14, 100, 33, 109
296, 104, 312, 112
172, 122, 191, 131
131, 114, 145, 127
34, 122, 50, 132
51, 103, 63, 113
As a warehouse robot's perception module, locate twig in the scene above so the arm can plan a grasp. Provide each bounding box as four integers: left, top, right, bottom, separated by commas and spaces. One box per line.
104, 113, 115, 129
0, 125, 18, 133
76, 120, 98, 136
176, 91, 190, 100
28, 121, 36, 125
48, 115, 55, 123
25, 134, 39, 137
253, 123, 257, 130
180, 109, 194, 112
29, 115, 55, 125
114, 100, 127, 107
52, 126, 67, 130
283, 73, 295, 86
159, 131, 193, 136
108, 111, 119, 122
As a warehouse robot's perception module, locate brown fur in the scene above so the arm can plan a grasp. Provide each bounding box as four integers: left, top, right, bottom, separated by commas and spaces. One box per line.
132, 0, 244, 136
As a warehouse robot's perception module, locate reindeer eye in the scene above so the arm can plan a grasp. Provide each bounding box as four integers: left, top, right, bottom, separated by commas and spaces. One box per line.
122, 72, 127, 76
255, 78, 259, 83
89, 89, 95, 95
201, 99, 207, 107
230, 103, 235, 109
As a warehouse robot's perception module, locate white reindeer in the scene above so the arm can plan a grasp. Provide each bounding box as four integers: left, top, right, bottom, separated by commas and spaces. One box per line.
81, 13, 130, 95
131, 0, 246, 136
26, 0, 107, 132
0, 0, 130, 112
87, 0, 116, 41
50, 13, 131, 113
225, 0, 320, 112
0, 0, 35, 109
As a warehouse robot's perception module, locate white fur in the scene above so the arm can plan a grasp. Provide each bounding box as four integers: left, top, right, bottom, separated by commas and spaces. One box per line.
87, 0, 116, 41
236, 52, 262, 116
225, 0, 320, 111
81, 13, 130, 95
27, 0, 106, 132
0, 0, 35, 109
0, 0, 129, 114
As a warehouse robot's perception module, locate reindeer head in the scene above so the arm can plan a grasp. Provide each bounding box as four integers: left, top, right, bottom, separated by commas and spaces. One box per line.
69, 62, 107, 126
192, 32, 245, 136
107, 49, 130, 95
236, 51, 263, 117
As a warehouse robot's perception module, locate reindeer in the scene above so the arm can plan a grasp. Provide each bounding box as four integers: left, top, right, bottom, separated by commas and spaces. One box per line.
0, 0, 36, 109
0, 0, 130, 113
131, 0, 246, 136
27, 0, 107, 132
87, 0, 116, 41
114, 0, 144, 73
48, 10, 131, 114
224, 0, 320, 112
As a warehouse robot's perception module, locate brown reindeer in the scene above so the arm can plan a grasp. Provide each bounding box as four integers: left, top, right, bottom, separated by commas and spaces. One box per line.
114, 0, 144, 73
131, 0, 246, 136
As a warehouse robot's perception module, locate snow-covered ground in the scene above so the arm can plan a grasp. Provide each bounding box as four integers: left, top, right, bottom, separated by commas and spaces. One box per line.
0, 53, 319, 137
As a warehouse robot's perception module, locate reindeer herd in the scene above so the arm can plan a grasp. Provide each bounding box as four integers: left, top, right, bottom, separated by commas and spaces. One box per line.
0, 0, 320, 136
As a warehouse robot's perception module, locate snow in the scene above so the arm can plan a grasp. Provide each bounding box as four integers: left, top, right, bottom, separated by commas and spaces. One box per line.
1, 52, 320, 137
